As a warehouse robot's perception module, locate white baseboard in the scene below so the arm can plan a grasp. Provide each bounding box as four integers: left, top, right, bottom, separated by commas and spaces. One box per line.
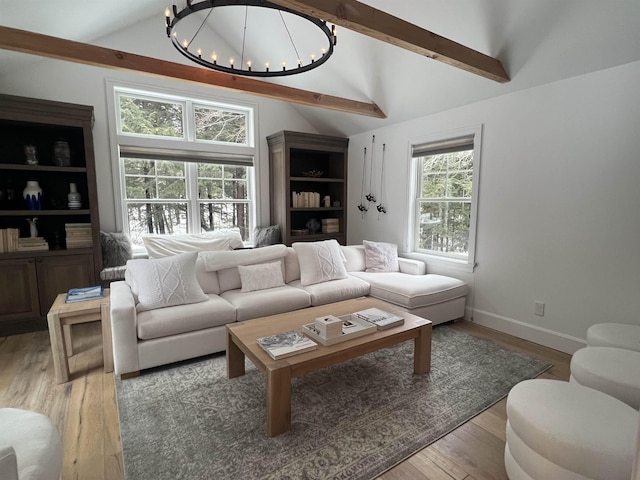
467, 308, 586, 354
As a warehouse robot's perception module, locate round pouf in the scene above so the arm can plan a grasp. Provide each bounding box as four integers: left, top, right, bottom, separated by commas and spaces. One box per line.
570, 346, 640, 409
0, 408, 62, 480
505, 379, 637, 480
587, 323, 640, 351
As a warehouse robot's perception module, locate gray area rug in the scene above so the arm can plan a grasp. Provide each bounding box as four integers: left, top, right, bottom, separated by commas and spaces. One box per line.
115, 325, 550, 480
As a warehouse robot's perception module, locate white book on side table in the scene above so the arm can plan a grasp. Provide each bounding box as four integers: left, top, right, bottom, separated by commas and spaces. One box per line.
354, 307, 405, 330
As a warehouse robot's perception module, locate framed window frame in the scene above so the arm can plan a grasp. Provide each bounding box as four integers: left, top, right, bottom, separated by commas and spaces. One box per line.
408, 125, 482, 272
106, 81, 257, 248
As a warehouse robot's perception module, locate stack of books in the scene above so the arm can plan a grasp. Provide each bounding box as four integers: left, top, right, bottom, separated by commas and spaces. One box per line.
257, 330, 317, 359
65, 223, 93, 249
65, 285, 104, 303
17, 237, 49, 252
291, 191, 320, 208
321, 218, 339, 233
0, 228, 20, 253
354, 308, 405, 330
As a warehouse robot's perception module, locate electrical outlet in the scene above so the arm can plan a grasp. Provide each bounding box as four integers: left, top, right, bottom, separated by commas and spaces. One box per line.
534, 301, 545, 316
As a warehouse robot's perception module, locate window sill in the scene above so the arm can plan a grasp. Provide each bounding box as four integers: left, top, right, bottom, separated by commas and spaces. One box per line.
401, 251, 475, 274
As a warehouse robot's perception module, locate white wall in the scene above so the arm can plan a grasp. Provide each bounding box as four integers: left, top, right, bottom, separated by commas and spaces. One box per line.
0, 16, 319, 232
347, 60, 640, 352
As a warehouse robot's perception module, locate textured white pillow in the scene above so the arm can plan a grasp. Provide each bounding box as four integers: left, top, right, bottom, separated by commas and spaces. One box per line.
142, 230, 244, 258
292, 239, 348, 286
126, 252, 208, 311
363, 240, 400, 272
238, 261, 285, 292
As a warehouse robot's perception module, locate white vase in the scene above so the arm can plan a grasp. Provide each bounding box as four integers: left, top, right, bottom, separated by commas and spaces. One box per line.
68, 183, 81, 208
23, 180, 43, 210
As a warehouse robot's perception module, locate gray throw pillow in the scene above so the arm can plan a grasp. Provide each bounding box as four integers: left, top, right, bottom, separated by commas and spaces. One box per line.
100, 231, 133, 268
254, 225, 282, 248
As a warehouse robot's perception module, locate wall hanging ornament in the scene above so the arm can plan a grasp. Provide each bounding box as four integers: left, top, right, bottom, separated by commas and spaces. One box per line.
23, 180, 43, 210
365, 135, 376, 203
357, 146, 368, 215
376, 143, 387, 217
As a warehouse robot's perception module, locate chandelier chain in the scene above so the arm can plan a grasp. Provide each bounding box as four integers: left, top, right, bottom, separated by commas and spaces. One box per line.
279, 11, 301, 64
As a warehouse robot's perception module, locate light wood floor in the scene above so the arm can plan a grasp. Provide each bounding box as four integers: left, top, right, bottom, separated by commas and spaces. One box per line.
0, 320, 570, 480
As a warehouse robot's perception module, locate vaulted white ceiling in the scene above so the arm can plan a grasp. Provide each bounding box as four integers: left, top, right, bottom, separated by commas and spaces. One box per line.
1, 0, 640, 136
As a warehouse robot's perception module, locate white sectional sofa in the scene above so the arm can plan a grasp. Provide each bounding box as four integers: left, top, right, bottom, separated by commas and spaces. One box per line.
110, 241, 468, 376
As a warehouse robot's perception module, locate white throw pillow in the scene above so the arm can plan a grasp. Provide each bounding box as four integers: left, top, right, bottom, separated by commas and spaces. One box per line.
142, 230, 244, 258
126, 252, 208, 311
363, 240, 400, 272
292, 239, 348, 286
238, 261, 285, 292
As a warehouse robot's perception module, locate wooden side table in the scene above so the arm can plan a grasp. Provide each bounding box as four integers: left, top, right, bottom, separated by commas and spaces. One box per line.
47, 288, 113, 383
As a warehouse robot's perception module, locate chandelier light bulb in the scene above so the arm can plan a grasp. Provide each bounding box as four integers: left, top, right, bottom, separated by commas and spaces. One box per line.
211, 51, 217, 63
164, 7, 170, 17
311, 53, 316, 62
197, 48, 202, 58
321, 47, 326, 56
247, 60, 252, 71
229, 58, 234, 68
182, 39, 188, 48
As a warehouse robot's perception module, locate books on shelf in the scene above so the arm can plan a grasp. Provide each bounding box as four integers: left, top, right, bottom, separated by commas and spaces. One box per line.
302, 314, 376, 346
353, 308, 405, 330
17, 236, 49, 251
291, 191, 320, 208
65, 285, 104, 303
0, 228, 20, 253
257, 330, 317, 360
65, 223, 92, 248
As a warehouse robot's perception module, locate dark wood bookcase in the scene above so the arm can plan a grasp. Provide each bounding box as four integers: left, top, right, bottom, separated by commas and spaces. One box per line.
267, 131, 348, 246
0, 94, 102, 335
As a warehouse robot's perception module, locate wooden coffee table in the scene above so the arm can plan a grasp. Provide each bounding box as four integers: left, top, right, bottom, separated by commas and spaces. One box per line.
225, 297, 432, 436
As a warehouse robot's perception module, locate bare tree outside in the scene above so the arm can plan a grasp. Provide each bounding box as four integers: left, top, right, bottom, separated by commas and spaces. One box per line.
418, 149, 473, 257
118, 94, 252, 245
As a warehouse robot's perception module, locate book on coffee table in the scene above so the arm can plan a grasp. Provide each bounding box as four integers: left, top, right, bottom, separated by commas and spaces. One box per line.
257, 330, 317, 360
354, 307, 405, 330
302, 314, 376, 346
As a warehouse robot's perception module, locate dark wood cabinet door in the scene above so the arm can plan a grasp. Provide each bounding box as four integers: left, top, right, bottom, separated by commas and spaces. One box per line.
35, 254, 94, 316
0, 258, 40, 321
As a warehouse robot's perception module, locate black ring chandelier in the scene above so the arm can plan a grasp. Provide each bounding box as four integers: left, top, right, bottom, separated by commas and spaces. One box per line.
165, 0, 337, 77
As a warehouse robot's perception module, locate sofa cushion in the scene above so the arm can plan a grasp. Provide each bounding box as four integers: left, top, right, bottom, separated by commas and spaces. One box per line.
137, 294, 237, 340
363, 240, 400, 272
195, 256, 220, 295
126, 252, 209, 312
293, 239, 348, 286
284, 247, 301, 283
350, 272, 467, 309
341, 245, 366, 272
221, 286, 311, 321
201, 244, 287, 272
142, 230, 243, 258
289, 276, 370, 306
238, 261, 285, 292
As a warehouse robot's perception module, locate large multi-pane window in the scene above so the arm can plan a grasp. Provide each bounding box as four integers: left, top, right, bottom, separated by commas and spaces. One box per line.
411, 130, 481, 266
113, 88, 254, 246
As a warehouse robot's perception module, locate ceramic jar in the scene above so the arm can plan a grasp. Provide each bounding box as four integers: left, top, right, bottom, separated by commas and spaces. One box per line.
68, 183, 81, 209
23, 180, 43, 210
53, 140, 71, 167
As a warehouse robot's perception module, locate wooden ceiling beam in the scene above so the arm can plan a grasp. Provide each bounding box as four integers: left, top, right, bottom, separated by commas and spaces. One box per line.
0, 26, 386, 119
271, 0, 510, 83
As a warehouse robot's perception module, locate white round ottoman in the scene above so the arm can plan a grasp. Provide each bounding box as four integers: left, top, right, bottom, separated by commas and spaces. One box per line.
570, 346, 640, 409
505, 379, 637, 480
587, 323, 640, 352
0, 408, 62, 480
